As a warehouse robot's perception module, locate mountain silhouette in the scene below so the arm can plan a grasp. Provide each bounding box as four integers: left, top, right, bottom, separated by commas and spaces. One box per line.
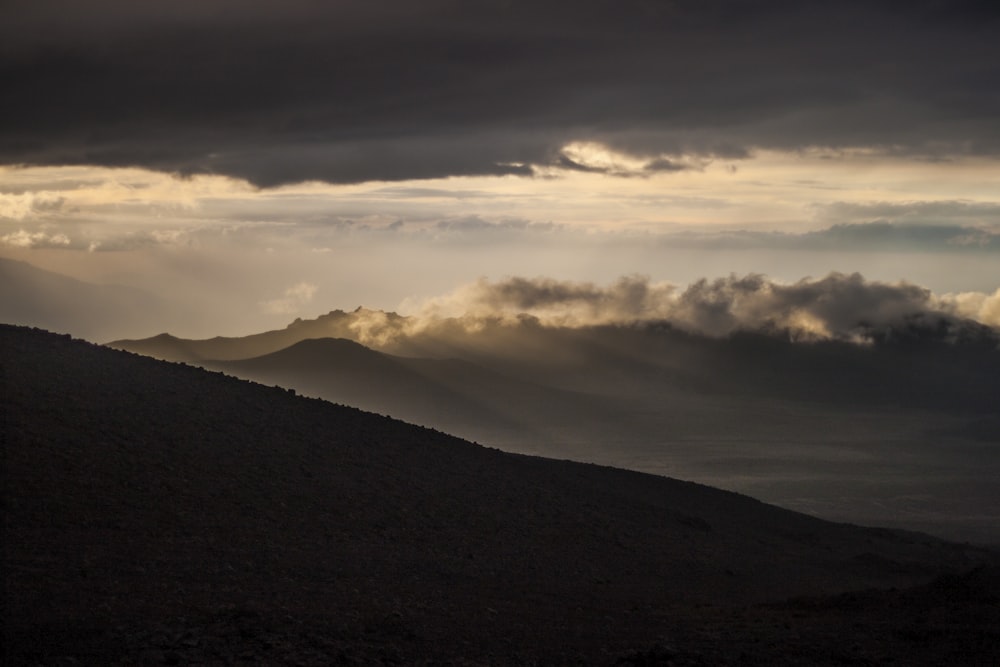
4, 324, 999, 664
207, 337, 539, 440
110, 307, 1000, 413
111, 312, 1000, 544
110, 308, 407, 362
205, 337, 626, 453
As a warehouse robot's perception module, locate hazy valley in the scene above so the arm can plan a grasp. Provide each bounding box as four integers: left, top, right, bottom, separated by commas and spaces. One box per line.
5, 324, 1000, 664
111, 307, 1000, 546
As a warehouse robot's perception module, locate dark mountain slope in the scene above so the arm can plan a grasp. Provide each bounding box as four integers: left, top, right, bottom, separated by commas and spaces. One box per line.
208, 337, 627, 451
208, 337, 538, 441
386, 319, 1000, 413
3, 325, 998, 664
113, 317, 1000, 543
110, 308, 1000, 414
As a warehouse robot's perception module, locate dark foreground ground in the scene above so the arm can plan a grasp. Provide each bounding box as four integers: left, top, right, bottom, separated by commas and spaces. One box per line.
11, 568, 1000, 666
3, 325, 999, 665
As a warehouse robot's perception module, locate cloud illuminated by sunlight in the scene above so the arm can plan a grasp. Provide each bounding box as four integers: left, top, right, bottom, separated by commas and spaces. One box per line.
392, 273, 1000, 343
2, 151, 998, 241
259, 282, 319, 315
2, 152, 998, 341
0, 229, 71, 248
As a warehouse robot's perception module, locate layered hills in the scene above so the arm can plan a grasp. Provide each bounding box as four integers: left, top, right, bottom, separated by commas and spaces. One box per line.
5, 324, 999, 664
110, 308, 1000, 544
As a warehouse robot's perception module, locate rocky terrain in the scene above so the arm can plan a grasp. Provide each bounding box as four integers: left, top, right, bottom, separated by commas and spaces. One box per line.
4, 324, 999, 664
111, 310, 1000, 544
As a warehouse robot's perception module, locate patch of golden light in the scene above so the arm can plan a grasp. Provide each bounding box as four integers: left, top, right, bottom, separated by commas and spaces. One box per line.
946, 288, 1000, 328
2, 150, 998, 235
0, 165, 254, 212
785, 309, 831, 339
557, 141, 652, 174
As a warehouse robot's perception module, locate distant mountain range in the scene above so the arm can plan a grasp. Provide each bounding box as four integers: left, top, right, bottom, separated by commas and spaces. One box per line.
5, 324, 999, 664
111, 305, 1000, 412
0, 257, 188, 341
109, 308, 1000, 544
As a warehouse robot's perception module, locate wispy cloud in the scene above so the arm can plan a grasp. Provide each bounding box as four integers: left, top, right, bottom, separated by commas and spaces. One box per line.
259, 282, 318, 315
1, 229, 71, 248
814, 201, 1000, 226
663, 222, 1000, 253
0, 192, 65, 220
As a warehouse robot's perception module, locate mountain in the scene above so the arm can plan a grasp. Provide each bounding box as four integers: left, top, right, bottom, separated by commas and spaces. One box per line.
205, 337, 627, 452
0, 257, 186, 342
108, 307, 408, 362
111, 312, 1000, 544
4, 324, 998, 664
109, 306, 1000, 413
208, 337, 536, 441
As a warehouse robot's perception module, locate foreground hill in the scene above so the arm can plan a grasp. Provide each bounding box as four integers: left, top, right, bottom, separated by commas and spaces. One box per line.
4, 325, 999, 664
112, 311, 1000, 543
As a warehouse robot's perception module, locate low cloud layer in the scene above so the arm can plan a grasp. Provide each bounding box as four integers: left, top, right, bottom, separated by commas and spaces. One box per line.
2, 0, 998, 185
814, 201, 1000, 227
659, 223, 1000, 254
391, 273, 1000, 344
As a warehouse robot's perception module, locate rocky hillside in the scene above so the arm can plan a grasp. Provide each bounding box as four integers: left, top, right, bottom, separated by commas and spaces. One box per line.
112, 313, 1000, 544
4, 325, 998, 665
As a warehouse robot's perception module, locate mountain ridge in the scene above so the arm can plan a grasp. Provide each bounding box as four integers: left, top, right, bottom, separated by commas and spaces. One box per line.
109, 313, 1000, 543
5, 323, 999, 664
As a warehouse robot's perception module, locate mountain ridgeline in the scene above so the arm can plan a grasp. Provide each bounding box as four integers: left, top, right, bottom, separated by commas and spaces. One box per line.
111, 306, 1000, 412
109, 308, 1000, 544
5, 324, 1000, 664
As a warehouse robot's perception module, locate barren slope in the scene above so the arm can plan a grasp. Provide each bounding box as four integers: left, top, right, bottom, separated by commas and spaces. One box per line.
3, 325, 998, 664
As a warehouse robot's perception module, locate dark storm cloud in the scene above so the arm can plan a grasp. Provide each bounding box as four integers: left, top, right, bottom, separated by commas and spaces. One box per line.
2, 0, 998, 185
644, 158, 688, 173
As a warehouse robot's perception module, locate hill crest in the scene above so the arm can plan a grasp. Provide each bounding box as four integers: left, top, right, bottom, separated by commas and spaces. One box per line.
4, 324, 999, 663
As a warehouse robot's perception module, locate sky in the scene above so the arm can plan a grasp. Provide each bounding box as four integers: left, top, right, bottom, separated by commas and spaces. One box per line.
2, 0, 999, 338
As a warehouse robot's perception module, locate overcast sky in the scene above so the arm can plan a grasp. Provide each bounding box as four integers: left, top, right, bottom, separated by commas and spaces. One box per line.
2, 0, 998, 338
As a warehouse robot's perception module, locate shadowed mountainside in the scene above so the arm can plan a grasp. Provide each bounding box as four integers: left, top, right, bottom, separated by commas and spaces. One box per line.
111, 311, 1000, 544
109, 307, 1000, 413
108, 308, 407, 362
206, 337, 623, 448
4, 324, 999, 665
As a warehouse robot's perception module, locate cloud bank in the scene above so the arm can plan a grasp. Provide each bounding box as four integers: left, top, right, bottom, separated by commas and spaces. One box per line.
388, 273, 1000, 344
2, 0, 998, 185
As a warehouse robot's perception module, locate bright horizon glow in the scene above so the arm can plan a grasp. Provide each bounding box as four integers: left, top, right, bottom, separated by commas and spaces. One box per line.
2, 148, 998, 230
2, 145, 999, 339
